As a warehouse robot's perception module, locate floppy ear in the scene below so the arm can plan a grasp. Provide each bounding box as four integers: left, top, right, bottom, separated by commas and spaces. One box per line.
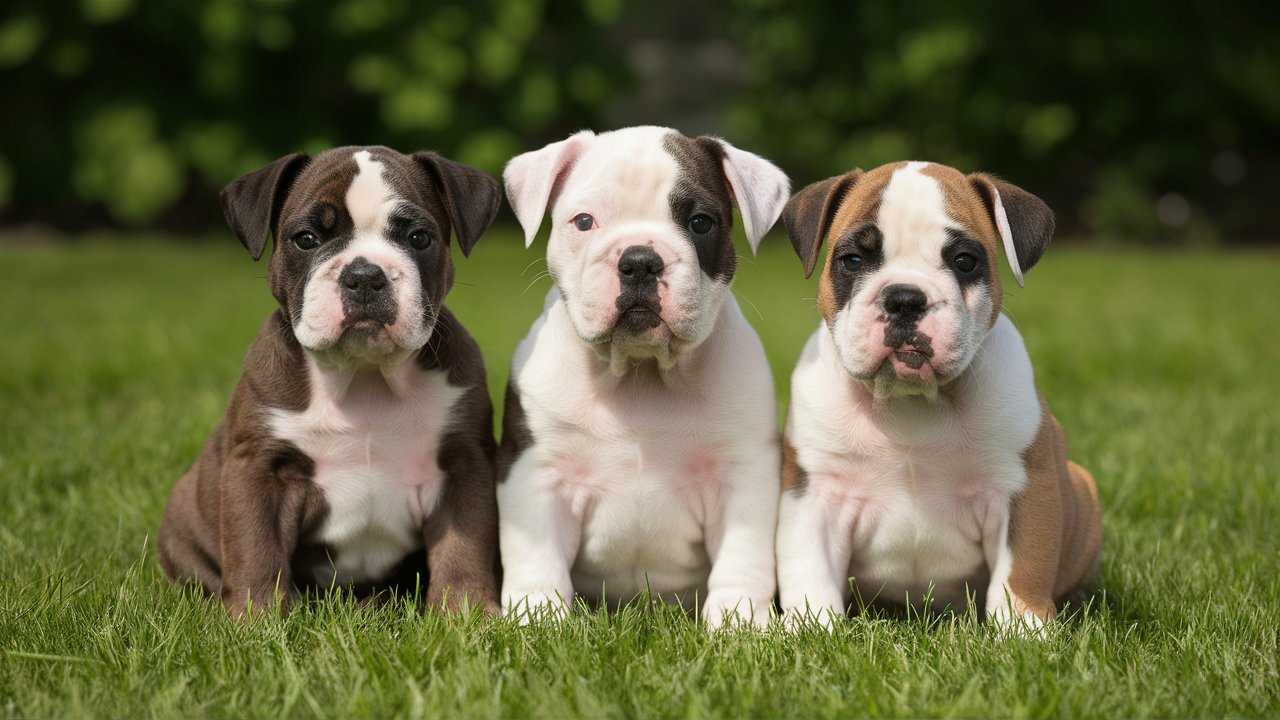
782, 171, 861, 278
503, 130, 594, 248
414, 152, 501, 257
219, 152, 310, 261
968, 173, 1055, 287
707, 138, 790, 253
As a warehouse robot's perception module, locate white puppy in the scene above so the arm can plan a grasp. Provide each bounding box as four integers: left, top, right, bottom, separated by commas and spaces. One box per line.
497, 126, 790, 629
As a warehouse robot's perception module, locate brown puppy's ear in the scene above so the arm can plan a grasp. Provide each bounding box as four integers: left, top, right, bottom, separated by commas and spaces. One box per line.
968, 173, 1055, 287
219, 153, 310, 261
782, 171, 861, 278
414, 152, 502, 257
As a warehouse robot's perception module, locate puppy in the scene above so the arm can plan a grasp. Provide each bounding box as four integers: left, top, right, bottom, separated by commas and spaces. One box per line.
158, 146, 502, 617
497, 126, 790, 629
776, 161, 1101, 631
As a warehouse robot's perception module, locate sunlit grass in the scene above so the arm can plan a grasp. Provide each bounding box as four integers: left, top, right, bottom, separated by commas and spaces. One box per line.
1, 232, 1277, 718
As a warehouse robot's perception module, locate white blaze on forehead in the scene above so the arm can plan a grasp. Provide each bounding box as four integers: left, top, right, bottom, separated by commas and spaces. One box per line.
346, 150, 397, 232
876, 161, 950, 264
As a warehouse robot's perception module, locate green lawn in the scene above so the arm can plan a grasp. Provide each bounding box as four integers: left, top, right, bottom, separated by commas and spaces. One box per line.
1, 230, 1277, 718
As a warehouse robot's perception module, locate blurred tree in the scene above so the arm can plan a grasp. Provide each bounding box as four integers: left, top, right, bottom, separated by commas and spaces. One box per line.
723, 0, 1280, 243
0, 0, 1277, 242
0, 0, 630, 229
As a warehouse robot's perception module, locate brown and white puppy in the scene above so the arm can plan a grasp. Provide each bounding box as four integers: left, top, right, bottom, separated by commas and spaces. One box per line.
158, 146, 502, 617
776, 161, 1100, 632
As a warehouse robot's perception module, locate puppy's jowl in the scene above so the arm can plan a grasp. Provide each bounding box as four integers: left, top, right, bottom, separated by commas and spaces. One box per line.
159, 147, 502, 617
777, 161, 1101, 632
498, 126, 789, 629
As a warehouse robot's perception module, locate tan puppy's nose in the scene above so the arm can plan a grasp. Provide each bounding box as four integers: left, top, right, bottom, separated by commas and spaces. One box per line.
882, 283, 927, 320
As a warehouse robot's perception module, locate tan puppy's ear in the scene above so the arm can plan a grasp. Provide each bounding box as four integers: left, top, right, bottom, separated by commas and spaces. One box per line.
968, 173, 1055, 287
503, 130, 595, 248
220, 153, 311, 261
413, 152, 502, 258
781, 171, 861, 278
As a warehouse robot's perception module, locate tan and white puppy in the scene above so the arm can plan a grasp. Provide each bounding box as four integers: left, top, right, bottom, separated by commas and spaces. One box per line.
498, 126, 789, 629
776, 161, 1101, 632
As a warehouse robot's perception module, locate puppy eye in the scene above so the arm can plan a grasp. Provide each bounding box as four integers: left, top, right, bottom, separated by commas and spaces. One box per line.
688, 214, 714, 234
571, 213, 595, 231
408, 230, 433, 250
839, 253, 863, 272
294, 231, 321, 250
952, 252, 978, 273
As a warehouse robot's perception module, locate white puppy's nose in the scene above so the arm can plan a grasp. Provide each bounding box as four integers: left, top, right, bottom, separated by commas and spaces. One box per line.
617, 245, 665, 288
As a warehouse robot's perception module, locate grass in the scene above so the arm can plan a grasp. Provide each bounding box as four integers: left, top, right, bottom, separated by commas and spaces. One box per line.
1, 229, 1277, 718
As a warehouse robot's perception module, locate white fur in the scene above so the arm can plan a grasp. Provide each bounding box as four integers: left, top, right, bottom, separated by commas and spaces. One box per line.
294, 151, 430, 354
268, 355, 465, 586
500, 128, 788, 629
827, 162, 993, 399
498, 290, 780, 628
779, 316, 1042, 627
717, 140, 791, 252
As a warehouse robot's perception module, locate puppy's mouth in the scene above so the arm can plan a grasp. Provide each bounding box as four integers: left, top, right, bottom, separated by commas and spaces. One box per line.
613, 300, 663, 335
891, 349, 930, 370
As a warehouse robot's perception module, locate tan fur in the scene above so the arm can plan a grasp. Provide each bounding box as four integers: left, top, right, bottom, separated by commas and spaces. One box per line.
1008, 394, 1102, 618
815, 163, 902, 323
781, 437, 806, 493
919, 164, 1006, 327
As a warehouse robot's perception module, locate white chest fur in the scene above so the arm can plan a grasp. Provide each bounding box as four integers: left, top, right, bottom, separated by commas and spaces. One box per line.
268, 361, 465, 586
784, 316, 1042, 608
501, 293, 779, 607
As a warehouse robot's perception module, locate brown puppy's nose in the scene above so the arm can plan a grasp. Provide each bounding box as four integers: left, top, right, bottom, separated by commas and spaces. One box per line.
882, 284, 927, 319
340, 258, 388, 294
618, 245, 664, 287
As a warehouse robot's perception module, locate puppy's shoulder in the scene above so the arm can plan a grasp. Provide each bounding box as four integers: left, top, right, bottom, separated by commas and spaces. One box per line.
417, 306, 487, 390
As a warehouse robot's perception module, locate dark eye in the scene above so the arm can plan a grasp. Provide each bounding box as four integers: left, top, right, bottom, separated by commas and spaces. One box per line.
839, 253, 863, 272
409, 230, 433, 250
294, 231, 321, 250
688, 214, 714, 234
572, 213, 595, 231
952, 252, 978, 273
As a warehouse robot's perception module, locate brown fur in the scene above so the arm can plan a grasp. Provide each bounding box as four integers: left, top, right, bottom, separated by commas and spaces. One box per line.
158, 147, 502, 617
780, 437, 808, 494
1008, 395, 1102, 617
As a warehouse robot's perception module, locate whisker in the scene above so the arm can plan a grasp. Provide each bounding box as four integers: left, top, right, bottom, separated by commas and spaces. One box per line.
732, 288, 765, 323
519, 257, 548, 278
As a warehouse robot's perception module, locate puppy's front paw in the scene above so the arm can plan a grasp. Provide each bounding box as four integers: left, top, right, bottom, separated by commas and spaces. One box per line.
987, 602, 1050, 640
782, 605, 844, 632
503, 591, 570, 625
703, 592, 771, 633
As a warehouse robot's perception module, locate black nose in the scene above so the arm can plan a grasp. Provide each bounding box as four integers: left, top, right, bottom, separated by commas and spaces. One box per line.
617, 245, 664, 286
339, 258, 388, 295
882, 284, 928, 318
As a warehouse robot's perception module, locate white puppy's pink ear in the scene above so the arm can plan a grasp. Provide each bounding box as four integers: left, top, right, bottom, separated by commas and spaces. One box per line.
713, 140, 791, 254
968, 173, 1055, 288
503, 131, 595, 248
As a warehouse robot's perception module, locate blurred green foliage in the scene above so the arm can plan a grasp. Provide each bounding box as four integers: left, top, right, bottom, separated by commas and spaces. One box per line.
0, 0, 629, 228
0, 0, 1276, 241
725, 0, 1280, 243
